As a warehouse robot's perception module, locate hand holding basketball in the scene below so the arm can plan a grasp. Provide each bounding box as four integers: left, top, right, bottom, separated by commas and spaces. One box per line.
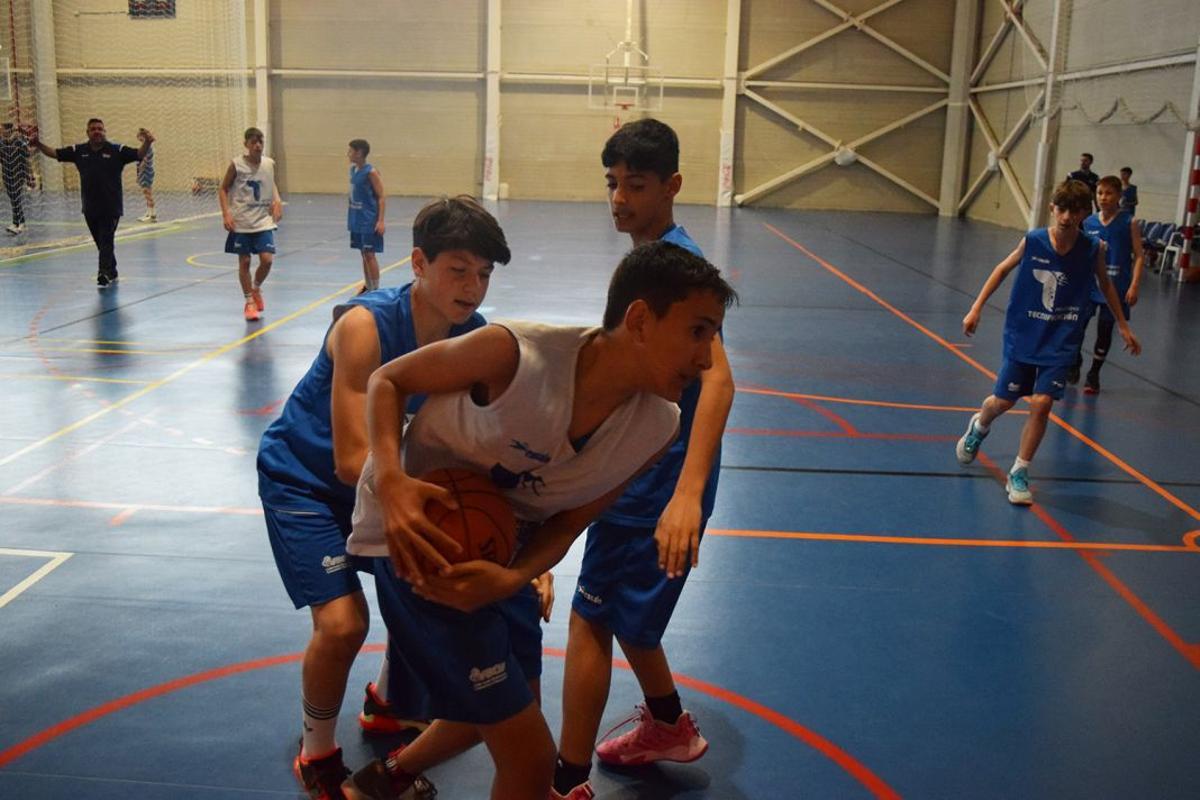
374, 467, 462, 583
419, 469, 517, 566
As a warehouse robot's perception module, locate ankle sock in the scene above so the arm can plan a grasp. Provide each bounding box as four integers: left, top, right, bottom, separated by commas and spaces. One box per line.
645, 691, 683, 724
1012, 457, 1030, 473
553, 755, 591, 795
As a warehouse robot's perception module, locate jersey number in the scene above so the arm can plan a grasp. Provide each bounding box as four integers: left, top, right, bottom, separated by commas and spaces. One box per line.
246, 180, 261, 201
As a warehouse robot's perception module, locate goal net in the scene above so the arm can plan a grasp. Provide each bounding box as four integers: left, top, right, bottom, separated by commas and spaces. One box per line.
1, 0, 248, 258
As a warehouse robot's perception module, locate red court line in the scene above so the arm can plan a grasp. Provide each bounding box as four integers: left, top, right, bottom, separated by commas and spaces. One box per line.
788, 395, 860, 436
0, 646, 900, 799
974, 452, 1200, 671
739, 385, 1021, 415
762, 222, 1200, 525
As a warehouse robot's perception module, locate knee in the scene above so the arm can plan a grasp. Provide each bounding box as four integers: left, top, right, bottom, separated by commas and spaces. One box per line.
1028, 395, 1054, 417
568, 609, 613, 650
314, 607, 369, 651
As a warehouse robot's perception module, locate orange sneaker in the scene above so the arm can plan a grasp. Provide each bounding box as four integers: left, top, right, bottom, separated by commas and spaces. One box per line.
243, 300, 260, 321
358, 682, 430, 735
251, 287, 264, 311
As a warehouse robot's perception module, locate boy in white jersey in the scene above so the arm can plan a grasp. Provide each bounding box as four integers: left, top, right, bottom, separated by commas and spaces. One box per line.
342, 241, 737, 800
219, 127, 282, 321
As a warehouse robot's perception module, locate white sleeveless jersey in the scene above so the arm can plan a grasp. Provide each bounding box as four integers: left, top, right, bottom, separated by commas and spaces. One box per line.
229, 155, 277, 233
347, 321, 680, 557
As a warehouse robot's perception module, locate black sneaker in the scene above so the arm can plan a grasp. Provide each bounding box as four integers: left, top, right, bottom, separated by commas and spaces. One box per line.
1083, 371, 1100, 395
1066, 363, 1080, 385
97, 273, 110, 288
346, 747, 437, 799
293, 741, 350, 800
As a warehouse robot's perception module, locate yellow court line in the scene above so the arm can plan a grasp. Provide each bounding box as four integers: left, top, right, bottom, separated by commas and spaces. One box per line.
708, 528, 1200, 554
0, 256, 411, 468
0, 548, 74, 609
0, 373, 152, 385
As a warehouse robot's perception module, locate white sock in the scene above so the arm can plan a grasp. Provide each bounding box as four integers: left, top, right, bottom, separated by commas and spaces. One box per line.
252, 280, 262, 291
1013, 457, 1030, 472
973, 414, 990, 433
301, 695, 340, 759
374, 647, 390, 703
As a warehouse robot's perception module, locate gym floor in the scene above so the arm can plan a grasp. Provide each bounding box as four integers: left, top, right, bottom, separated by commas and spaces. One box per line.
1, 196, 1198, 799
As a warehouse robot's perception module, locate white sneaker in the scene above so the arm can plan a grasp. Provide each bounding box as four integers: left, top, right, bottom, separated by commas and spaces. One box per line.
137, 212, 157, 223
5, 223, 22, 235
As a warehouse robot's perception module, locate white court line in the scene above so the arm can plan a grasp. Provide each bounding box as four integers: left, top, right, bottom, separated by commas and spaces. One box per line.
0, 548, 73, 609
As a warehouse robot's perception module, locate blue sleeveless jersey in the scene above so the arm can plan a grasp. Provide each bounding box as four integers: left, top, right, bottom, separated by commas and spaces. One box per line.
1083, 211, 1134, 303
601, 224, 721, 526
348, 164, 379, 233
258, 283, 486, 509
1002, 229, 1100, 367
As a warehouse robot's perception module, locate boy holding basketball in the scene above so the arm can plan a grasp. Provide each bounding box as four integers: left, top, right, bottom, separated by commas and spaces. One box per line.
348, 139, 386, 292
342, 240, 737, 800
956, 179, 1140, 504
257, 196, 511, 800
551, 118, 735, 799
219, 127, 282, 321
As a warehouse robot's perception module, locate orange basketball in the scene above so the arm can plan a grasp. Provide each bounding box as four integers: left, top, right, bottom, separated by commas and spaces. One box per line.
421, 468, 518, 567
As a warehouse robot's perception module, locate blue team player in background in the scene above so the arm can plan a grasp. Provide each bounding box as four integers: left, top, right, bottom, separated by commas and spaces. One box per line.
955, 179, 1140, 506
348, 138, 386, 293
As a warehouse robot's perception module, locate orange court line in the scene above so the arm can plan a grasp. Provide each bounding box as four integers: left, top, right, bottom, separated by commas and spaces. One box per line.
707, 528, 1199, 554
727, 427, 957, 442
0, 496, 261, 516
739, 385, 1016, 415
762, 222, 1200, 525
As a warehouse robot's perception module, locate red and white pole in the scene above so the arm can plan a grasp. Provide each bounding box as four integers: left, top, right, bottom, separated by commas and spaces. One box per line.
1180, 133, 1200, 283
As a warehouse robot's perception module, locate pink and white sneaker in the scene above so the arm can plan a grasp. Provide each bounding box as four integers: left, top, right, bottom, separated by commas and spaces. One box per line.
595, 705, 708, 766
549, 782, 595, 800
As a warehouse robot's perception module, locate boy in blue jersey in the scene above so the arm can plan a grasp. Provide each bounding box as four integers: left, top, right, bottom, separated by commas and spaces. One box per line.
956, 180, 1141, 505
549, 118, 736, 800
348, 139, 386, 292
1071, 175, 1144, 394
257, 196, 511, 800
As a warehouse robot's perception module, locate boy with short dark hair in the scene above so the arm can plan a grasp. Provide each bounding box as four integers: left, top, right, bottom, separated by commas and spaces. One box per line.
257, 196, 512, 800
1071, 174, 1144, 394
342, 240, 737, 800
956, 179, 1141, 505
549, 118, 736, 800
1118, 167, 1138, 215
348, 139, 386, 292
219, 127, 282, 321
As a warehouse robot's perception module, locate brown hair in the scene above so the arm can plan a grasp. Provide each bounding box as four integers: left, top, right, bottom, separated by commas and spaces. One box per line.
1050, 180, 1093, 213
1097, 175, 1122, 194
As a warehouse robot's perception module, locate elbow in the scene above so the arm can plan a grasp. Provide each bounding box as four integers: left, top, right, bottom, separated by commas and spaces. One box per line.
334, 462, 361, 487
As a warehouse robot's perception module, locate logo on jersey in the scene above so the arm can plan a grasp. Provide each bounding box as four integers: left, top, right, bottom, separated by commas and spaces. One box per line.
469, 662, 508, 691
509, 439, 550, 464
491, 463, 546, 496
1007, 382, 1022, 392
1032, 269, 1068, 311
321, 554, 349, 574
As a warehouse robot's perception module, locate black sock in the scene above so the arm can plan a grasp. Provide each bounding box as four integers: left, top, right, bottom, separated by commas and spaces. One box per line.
645, 691, 683, 724
553, 755, 591, 795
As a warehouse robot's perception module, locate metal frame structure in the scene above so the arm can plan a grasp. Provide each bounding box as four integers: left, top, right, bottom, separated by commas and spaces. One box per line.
732, 0, 950, 208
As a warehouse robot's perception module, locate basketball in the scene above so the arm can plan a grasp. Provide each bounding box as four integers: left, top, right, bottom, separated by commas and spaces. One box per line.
421, 468, 518, 567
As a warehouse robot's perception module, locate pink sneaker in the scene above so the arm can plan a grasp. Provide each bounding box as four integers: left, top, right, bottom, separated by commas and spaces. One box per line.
595, 705, 708, 766
549, 782, 594, 800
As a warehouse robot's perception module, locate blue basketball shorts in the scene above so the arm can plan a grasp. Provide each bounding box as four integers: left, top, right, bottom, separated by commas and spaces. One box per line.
225, 229, 276, 255
993, 359, 1070, 401
137, 169, 154, 189
261, 487, 369, 609
350, 232, 384, 253
372, 561, 543, 725
572, 518, 705, 649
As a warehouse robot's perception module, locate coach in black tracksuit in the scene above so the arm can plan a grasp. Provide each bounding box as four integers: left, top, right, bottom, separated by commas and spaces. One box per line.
32, 118, 153, 287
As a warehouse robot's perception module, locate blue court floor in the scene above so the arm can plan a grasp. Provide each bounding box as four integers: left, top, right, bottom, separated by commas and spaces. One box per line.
1, 196, 1198, 799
